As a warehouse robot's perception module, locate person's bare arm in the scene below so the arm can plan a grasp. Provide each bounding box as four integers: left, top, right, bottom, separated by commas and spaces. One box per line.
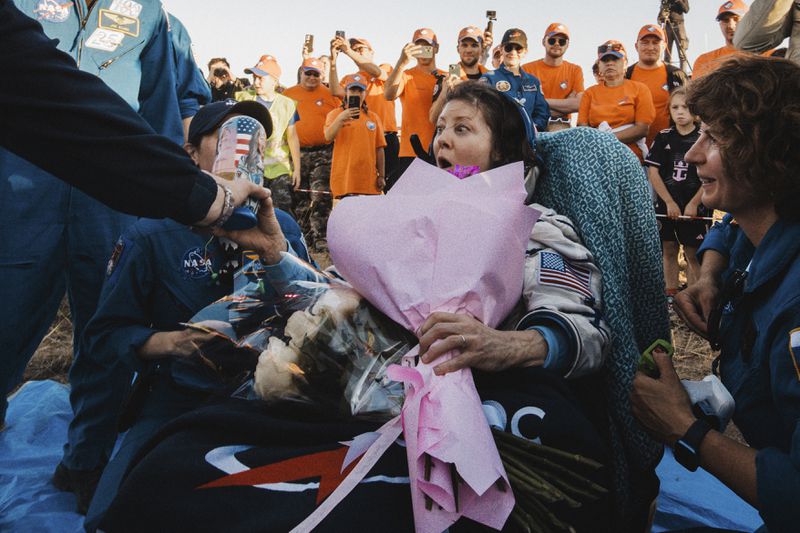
324, 108, 358, 142
647, 166, 680, 219
428, 76, 460, 123
287, 124, 301, 189
673, 251, 726, 336
376, 147, 385, 190
546, 91, 583, 115
328, 41, 344, 98
384, 43, 418, 100
614, 123, 649, 144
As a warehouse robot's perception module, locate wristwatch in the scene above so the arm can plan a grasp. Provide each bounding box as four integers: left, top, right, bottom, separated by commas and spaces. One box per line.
674, 419, 713, 472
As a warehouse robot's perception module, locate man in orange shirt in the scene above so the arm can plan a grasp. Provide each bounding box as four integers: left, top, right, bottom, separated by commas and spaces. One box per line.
693, 0, 749, 78
324, 74, 386, 200
330, 35, 400, 185
522, 23, 585, 131
283, 57, 341, 252
429, 25, 491, 123
384, 28, 445, 188
626, 25, 688, 146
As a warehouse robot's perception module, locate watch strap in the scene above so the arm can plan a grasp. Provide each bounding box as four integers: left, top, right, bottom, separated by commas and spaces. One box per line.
674, 419, 713, 471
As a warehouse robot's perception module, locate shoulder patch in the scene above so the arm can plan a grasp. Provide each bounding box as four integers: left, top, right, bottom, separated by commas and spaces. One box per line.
106, 237, 126, 277
33, 0, 72, 22
495, 80, 511, 92
181, 247, 213, 280
538, 251, 593, 300
789, 328, 800, 382
366, 120, 376, 130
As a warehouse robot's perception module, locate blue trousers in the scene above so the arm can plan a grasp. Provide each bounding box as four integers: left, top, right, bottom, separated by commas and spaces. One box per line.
0, 149, 134, 443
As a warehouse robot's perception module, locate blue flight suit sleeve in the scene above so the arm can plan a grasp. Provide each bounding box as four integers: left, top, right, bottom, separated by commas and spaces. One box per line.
0, 1, 218, 223
697, 214, 739, 262
136, 9, 184, 144
754, 301, 800, 532
167, 13, 210, 120
529, 77, 551, 133
80, 231, 160, 375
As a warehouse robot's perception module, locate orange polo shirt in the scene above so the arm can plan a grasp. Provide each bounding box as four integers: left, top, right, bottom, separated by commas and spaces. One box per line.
629, 64, 670, 147
283, 84, 341, 147
578, 79, 655, 163
522, 59, 584, 120
325, 107, 387, 198
358, 64, 398, 133
393, 66, 445, 157
692, 46, 742, 79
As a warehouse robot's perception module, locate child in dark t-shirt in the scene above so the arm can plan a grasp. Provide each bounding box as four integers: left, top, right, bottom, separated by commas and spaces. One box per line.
644, 87, 708, 297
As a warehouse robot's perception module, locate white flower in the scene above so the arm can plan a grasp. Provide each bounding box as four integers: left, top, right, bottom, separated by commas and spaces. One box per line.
311, 287, 362, 324
253, 337, 303, 400
284, 310, 323, 349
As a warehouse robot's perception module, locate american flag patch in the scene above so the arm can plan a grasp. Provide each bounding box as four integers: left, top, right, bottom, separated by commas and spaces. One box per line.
234, 117, 259, 166
538, 251, 593, 299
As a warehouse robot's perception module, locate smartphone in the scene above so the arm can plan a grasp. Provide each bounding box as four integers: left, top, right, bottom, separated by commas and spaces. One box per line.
485, 10, 496, 33
347, 95, 360, 118
335, 30, 346, 39
415, 45, 434, 59
448, 63, 461, 78
304, 34, 314, 53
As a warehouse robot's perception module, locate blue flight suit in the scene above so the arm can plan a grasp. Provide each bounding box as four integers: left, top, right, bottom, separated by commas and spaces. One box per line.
481, 64, 550, 133
0, 0, 205, 437
700, 218, 800, 533
167, 13, 210, 123
82, 212, 309, 530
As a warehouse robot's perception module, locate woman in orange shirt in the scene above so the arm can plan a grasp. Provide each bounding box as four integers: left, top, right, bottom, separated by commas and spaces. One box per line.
578, 40, 655, 163
324, 74, 386, 201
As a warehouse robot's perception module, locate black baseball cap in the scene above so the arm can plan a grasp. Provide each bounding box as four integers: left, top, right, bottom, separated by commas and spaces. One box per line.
187, 99, 273, 145
501, 28, 528, 49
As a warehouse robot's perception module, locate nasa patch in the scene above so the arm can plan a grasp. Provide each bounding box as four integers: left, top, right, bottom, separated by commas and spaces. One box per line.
366, 120, 376, 131
181, 247, 213, 280
33, 0, 72, 22
495, 80, 511, 92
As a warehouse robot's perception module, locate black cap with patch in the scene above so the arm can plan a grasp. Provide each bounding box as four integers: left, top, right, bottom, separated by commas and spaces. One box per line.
501, 28, 528, 49
187, 99, 273, 146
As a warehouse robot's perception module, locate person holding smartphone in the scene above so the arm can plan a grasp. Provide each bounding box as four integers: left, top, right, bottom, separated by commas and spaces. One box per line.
324, 74, 386, 201
384, 28, 445, 187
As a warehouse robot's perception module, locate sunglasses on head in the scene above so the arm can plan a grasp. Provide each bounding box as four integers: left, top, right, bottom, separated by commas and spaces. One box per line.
503, 43, 523, 53
597, 43, 624, 55
304, 70, 321, 77
547, 37, 568, 46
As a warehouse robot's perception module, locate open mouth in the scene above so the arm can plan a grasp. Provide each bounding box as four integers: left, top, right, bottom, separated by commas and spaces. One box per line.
437, 156, 453, 170
699, 176, 716, 186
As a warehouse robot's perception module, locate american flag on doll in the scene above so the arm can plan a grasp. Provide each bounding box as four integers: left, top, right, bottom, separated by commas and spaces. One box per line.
538, 251, 593, 299
234, 118, 258, 167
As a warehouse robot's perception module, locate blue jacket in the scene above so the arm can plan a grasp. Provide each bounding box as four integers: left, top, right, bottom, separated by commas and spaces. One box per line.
81, 212, 309, 389
166, 13, 210, 120
714, 218, 800, 533
13, 0, 185, 144
481, 64, 550, 133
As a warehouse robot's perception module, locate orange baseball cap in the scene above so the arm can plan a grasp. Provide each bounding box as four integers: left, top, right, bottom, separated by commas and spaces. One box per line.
544, 23, 570, 39
340, 73, 367, 90
245, 54, 281, 79
412, 28, 437, 45
717, 0, 748, 20
349, 37, 372, 49
301, 57, 323, 73
597, 40, 627, 60
637, 24, 665, 41
458, 26, 483, 43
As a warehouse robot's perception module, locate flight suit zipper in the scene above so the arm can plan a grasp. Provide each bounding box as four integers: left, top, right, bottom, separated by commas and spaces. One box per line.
99, 40, 145, 70
74, 0, 98, 68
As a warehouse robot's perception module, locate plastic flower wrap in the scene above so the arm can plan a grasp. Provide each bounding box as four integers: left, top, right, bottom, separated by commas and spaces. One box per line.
250, 279, 416, 419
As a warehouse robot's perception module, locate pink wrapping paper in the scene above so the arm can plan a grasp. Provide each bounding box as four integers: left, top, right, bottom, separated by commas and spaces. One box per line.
328, 159, 540, 532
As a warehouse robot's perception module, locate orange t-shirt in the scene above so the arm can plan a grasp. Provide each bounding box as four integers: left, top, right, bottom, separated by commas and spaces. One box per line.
629, 64, 670, 147
522, 59, 584, 120
283, 84, 341, 147
394, 66, 445, 157
358, 64, 398, 133
692, 46, 742, 79
578, 79, 656, 162
325, 108, 387, 198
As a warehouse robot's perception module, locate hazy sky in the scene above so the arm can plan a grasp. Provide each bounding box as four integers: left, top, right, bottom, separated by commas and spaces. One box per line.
163, 0, 748, 87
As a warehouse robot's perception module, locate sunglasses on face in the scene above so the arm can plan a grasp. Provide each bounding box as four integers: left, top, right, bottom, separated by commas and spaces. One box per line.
597, 43, 624, 55
547, 37, 568, 46
503, 43, 523, 53
304, 70, 321, 77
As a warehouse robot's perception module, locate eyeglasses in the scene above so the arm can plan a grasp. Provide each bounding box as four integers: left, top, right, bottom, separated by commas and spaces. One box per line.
597, 43, 624, 55
303, 70, 321, 77
706, 268, 748, 351
503, 43, 523, 53
547, 37, 568, 46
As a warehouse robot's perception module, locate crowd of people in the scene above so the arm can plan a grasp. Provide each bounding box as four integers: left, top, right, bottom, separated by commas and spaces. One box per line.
2, 0, 800, 531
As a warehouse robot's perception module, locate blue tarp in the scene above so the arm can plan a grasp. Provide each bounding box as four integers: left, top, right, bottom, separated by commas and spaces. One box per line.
0, 380, 765, 532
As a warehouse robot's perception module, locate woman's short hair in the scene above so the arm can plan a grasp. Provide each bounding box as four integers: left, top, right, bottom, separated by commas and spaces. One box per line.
687, 55, 800, 221
441, 81, 536, 170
